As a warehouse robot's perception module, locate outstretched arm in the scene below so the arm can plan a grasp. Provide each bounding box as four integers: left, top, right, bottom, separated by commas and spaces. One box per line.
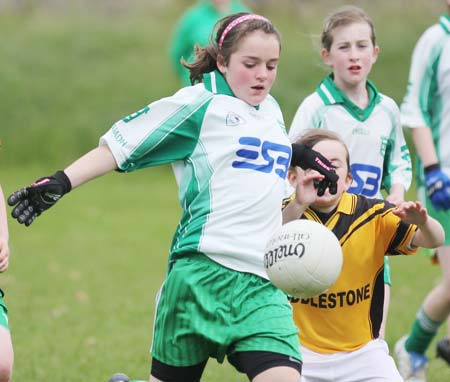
8, 145, 117, 226
64, 144, 117, 189
392, 201, 444, 248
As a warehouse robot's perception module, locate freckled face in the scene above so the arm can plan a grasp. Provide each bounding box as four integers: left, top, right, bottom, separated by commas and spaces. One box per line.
217, 30, 280, 106
321, 22, 378, 90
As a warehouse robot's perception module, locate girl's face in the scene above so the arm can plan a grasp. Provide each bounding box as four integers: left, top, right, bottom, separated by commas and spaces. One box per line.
309, 139, 352, 211
321, 22, 379, 90
217, 30, 280, 106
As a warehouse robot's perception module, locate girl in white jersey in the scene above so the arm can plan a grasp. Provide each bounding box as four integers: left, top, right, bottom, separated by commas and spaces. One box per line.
288, 5, 412, 340
6, 13, 338, 382
395, 1, 450, 381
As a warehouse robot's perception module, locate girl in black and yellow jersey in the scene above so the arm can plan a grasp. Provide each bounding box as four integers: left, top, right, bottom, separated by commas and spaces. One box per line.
283, 129, 444, 382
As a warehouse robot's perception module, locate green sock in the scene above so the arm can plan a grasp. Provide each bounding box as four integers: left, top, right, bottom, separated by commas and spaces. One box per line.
405, 307, 441, 354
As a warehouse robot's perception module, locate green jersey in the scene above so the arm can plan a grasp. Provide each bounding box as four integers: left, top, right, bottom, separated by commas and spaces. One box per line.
169, 0, 250, 85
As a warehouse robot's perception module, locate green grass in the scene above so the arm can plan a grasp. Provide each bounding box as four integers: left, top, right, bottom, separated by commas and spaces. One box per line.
1, 1, 450, 381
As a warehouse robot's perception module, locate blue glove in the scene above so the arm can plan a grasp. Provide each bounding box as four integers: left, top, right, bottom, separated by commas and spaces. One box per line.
425, 164, 450, 211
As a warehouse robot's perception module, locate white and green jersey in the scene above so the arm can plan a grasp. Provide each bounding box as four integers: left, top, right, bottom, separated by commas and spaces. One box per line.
100, 70, 291, 279
401, 14, 450, 184
289, 75, 412, 198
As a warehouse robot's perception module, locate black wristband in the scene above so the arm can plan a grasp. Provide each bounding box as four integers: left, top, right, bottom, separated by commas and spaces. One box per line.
53, 170, 72, 193
424, 163, 440, 174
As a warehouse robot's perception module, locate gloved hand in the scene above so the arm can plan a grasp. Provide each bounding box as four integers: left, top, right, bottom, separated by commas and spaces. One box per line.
425, 164, 450, 211
8, 170, 72, 226
291, 143, 339, 196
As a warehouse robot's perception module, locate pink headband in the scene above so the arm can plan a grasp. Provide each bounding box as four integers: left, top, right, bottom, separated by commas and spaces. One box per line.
218, 14, 269, 50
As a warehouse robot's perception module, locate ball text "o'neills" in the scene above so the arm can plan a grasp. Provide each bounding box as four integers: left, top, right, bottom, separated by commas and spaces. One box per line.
264, 241, 306, 268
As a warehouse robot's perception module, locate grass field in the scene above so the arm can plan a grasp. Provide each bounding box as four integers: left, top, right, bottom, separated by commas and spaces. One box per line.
1, 1, 450, 381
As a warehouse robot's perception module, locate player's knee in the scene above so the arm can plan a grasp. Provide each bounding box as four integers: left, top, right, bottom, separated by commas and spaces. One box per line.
0, 361, 12, 382
435, 281, 450, 306
0, 347, 13, 382
441, 276, 450, 293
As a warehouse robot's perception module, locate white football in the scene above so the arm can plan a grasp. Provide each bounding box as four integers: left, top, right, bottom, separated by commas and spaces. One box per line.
264, 219, 343, 298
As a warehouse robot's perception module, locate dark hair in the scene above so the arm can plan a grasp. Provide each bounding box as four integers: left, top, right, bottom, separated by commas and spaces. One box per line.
321, 6, 376, 51
183, 12, 281, 85
294, 129, 351, 173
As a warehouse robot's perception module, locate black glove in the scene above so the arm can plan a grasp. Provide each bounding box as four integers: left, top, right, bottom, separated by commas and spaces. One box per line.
291, 143, 338, 196
8, 170, 72, 226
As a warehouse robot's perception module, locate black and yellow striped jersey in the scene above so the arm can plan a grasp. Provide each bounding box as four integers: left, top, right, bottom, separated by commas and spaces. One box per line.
290, 192, 417, 353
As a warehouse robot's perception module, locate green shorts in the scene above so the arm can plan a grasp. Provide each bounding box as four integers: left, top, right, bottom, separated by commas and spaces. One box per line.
151, 254, 301, 367
0, 289, 9, 330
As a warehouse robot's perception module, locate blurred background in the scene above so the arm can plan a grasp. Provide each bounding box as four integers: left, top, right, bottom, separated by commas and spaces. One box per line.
0, 0, 444, 166
0, 1, 449, 381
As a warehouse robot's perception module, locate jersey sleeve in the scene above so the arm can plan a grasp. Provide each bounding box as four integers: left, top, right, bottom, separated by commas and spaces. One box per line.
100, 86, 213, 172
380, 98, 412, 192
400, 26, 444, 129
382, 206, 418, 256
288, 95, 322, 143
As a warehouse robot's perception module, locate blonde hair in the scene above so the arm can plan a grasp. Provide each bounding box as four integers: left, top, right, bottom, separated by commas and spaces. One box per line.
321, 6, 376, 51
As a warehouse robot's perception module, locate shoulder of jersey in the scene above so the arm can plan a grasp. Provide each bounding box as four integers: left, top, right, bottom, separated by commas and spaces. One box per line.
305, 91, 324, 105
377, 92, 399, 111
416, 23, 448, 49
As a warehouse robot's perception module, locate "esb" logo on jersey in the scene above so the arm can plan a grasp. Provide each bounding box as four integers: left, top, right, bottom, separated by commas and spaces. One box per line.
348, 163, 381, 197
232, 137, 291, 179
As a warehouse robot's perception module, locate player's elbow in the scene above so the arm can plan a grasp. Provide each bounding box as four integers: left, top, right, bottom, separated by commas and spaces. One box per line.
413, 222, 445, 249
426, 224, 445, 249
433, 226, 445, 248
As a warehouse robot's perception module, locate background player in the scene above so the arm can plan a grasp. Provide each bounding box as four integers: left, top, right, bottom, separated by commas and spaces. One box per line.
0, 183, 13, 382
169, 0, 250, 85
284, 129, 443, 382
288, 5, 412, 339
7, 13, 338, 382
395, 1, 450, 381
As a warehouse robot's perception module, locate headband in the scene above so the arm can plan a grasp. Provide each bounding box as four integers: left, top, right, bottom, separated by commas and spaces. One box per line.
218, 14, 269, 50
